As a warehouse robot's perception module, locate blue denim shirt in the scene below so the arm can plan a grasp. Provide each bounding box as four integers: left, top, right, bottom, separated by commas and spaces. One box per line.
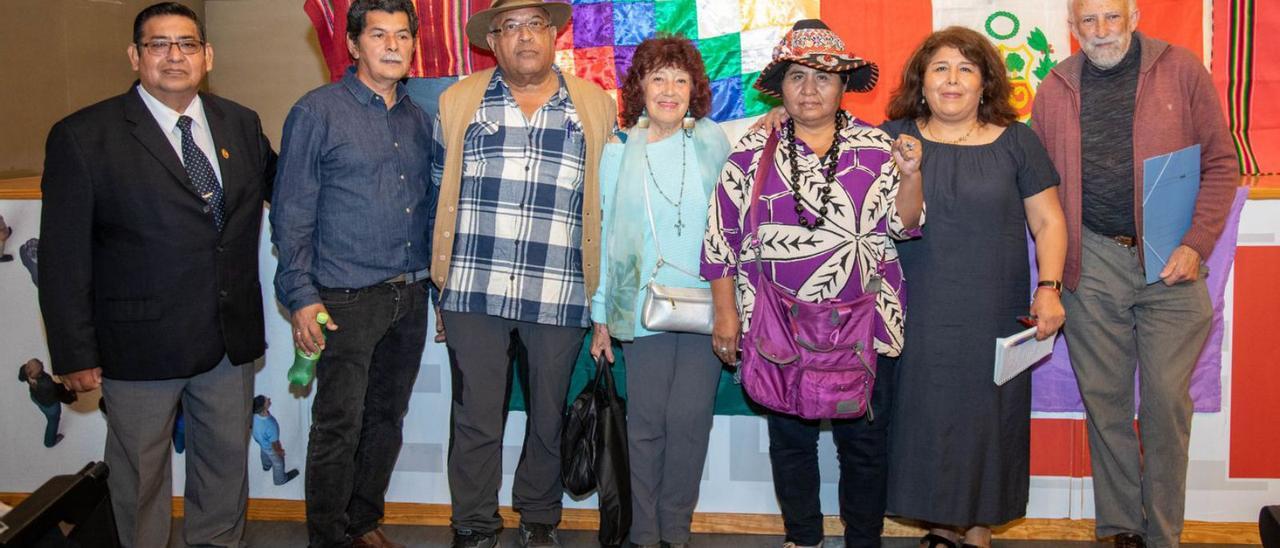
271, 68, 435, 312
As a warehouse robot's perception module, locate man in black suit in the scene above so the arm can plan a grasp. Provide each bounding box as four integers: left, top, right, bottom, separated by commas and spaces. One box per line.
37, 3, 276, 546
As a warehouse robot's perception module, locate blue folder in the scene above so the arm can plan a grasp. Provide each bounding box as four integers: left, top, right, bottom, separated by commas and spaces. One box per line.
1142, 144, 1201, 285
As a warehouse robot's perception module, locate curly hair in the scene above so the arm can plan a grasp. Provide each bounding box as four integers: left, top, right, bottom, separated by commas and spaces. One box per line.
618, 35, 713, 129
885, 26, 1018, 126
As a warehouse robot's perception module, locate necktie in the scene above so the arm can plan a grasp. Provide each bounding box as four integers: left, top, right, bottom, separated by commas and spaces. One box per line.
176, 115, 225, 231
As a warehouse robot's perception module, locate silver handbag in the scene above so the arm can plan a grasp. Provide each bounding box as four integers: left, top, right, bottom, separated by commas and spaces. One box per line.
641, 279, 714, 335
636, 166, 714, 335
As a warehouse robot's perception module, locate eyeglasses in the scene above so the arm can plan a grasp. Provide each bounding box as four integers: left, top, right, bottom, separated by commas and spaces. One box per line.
139, 39, 205, 56
489, 19, 549, 37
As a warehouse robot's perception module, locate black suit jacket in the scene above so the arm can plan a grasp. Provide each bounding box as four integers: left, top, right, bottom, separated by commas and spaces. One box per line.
38, 84, 277, 381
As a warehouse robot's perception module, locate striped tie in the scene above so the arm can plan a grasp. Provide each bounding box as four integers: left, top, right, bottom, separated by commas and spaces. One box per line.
176, 115, 225, 231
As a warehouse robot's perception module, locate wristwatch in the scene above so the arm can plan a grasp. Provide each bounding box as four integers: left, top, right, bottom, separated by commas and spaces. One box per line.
1037, 280, 1063, 294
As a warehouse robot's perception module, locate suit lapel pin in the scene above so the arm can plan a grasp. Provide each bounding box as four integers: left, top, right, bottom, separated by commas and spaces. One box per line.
220, 148, 230, 159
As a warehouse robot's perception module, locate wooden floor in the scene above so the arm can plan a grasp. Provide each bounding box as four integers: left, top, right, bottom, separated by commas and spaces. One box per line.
175, 520, 1256, 547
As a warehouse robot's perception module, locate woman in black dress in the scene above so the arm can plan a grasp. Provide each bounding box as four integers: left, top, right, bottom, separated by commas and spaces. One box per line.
882, 27, 1067, 548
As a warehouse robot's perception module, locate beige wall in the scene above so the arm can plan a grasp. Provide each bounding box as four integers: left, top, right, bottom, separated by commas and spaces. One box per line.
0, 0, 204, 177
205, 0, 329, 149
0, 0, 327, 177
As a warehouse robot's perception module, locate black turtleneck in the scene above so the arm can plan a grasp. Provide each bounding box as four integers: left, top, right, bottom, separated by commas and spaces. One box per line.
1080, 35, 1142, 238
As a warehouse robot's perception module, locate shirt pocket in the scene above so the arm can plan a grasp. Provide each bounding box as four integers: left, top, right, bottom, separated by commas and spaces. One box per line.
464, 120, 500, 144
563, 117, 584, 145
463, 121, 501, 178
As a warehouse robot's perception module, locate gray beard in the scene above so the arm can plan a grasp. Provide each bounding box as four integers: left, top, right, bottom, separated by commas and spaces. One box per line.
1082, 38, 1131, 69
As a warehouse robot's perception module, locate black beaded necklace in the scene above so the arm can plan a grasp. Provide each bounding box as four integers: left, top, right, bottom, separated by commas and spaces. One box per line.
786, 111, 846, 231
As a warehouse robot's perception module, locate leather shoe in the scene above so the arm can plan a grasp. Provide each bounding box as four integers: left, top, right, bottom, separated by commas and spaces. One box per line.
1113, 533, 1145, 548
352, 528, 405, 548
453, 529, 499, 548
519, 522, 561, 547
920, 533, 957, 548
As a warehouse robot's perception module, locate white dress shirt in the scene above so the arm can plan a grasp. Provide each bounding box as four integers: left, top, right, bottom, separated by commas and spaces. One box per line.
136, 84, 224, 187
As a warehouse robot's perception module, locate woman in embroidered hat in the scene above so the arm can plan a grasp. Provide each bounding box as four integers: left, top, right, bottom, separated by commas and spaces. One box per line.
701, 19, 924, 548
881, 27, 1067, 548
587, 34, 730, 548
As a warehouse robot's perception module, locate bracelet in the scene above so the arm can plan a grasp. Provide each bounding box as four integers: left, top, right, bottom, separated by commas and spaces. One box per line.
1037, 280, 1063, 294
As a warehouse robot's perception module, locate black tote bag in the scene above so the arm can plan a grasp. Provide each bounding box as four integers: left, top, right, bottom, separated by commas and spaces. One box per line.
561, 355, 631, 545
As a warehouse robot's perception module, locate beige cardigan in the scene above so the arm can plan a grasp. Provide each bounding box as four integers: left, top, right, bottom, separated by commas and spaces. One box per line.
430, 67, 617, 298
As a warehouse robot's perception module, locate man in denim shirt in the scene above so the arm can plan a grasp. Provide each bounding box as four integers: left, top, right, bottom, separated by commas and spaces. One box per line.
270, 1, 435, 546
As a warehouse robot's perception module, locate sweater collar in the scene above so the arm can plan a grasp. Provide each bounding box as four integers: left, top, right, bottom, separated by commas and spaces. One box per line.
1050, 32, 1172, 91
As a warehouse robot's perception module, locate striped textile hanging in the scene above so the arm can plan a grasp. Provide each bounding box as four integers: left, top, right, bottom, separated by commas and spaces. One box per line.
303, 0, 496, 82
1218, 0, 1267, 174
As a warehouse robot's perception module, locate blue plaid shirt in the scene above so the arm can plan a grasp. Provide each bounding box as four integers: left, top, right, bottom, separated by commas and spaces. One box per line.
431, 67, 590, 327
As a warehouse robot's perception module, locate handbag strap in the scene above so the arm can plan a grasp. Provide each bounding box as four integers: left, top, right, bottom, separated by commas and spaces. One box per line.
640, 140, 701, 283
748, 130, 780, 272
594, 354, 616, 395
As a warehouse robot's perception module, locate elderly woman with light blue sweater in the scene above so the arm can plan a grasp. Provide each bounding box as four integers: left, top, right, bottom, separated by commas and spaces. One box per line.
587, 35, 730, 548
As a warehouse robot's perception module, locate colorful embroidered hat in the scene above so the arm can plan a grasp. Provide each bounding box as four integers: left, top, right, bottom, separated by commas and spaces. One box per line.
754, 19, 879, 98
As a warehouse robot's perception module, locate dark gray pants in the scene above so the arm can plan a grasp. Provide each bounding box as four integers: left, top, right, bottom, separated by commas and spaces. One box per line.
623, 333, 722, 545
443, 311, 585, 534
1063, 227, 1212, 548
101, 355, 254, 548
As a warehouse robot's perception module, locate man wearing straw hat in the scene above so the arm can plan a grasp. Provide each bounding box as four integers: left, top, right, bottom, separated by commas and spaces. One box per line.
429, 0, 617, 546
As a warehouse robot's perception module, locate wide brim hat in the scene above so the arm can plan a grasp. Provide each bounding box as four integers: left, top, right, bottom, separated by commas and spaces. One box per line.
466, 0, 572, 51
754, 19, 879, 98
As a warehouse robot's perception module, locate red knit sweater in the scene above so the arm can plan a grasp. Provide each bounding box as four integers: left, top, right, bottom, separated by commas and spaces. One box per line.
1031, 34, 1239, 291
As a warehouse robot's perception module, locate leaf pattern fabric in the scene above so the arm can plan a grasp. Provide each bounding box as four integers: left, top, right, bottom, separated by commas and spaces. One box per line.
700, 116, 923, 357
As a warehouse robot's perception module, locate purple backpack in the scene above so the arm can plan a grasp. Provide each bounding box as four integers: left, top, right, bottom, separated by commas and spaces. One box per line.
738, 132, 879, 421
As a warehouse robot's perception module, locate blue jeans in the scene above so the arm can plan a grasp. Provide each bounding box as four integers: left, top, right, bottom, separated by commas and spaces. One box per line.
766, 356, 895, 548
34, 396, 61, 447
304, 280, 429, 548
173, 408, 185, 453
261, 448, 290, 485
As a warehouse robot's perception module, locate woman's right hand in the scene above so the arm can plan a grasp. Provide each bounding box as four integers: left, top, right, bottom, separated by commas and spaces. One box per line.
709, 277, 741, 364
590, 323, 615, 363
711, 310, 741, 365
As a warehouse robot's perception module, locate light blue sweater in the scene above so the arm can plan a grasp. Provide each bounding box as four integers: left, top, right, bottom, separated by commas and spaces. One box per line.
590, 132, 712, 338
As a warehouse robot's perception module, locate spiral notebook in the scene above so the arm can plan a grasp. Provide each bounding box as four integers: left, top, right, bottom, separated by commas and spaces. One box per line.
993, 326, 1056, 386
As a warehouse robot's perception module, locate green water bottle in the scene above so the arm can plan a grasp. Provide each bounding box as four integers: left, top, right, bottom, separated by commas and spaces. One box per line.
287, 312, 330, 386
